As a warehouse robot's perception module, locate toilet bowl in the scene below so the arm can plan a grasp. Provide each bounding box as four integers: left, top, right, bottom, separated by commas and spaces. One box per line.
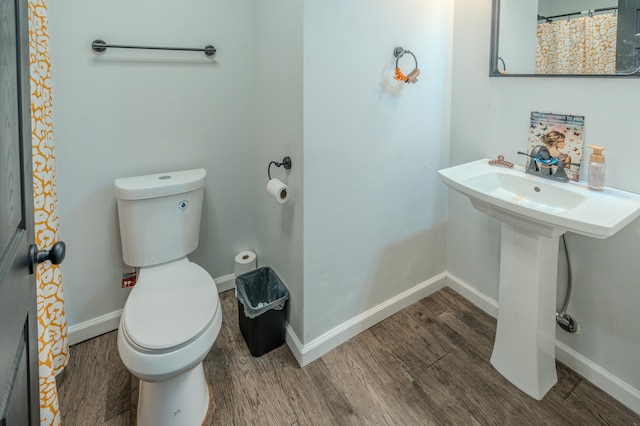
114, 168, 220, 426
118, 258, 222, 425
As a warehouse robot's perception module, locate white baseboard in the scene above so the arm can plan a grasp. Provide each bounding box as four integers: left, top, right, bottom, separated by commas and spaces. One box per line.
445, 273, 640, 416
445, 272, 498, 317
285, 272, 448, 367
215, 273, 236, 293
68, 273, 236, 346
68, 310, 122, 346
555, 341, 640, 415
284, 324, 305, 366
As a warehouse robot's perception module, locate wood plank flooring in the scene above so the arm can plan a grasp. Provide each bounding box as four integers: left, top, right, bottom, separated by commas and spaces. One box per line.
56, 288, 640, 425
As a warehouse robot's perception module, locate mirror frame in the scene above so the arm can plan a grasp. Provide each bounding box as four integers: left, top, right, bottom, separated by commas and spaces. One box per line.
490, 0, 636, 78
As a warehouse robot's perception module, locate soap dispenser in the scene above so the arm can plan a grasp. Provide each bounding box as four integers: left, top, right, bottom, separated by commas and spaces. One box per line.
587, 145, 605, 191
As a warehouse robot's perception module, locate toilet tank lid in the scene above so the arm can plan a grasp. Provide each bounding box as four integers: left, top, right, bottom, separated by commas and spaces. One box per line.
115, 168, 206, 200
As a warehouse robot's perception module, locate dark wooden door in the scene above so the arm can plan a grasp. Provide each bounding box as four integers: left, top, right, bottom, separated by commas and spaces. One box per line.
0, 0, 40, 423
616, 0, 640, 73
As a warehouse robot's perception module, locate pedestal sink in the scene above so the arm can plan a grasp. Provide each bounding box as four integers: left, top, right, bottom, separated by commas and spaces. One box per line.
438, 159, 640, 399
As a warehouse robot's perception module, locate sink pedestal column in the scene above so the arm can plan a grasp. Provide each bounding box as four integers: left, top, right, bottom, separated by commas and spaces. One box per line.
490, 222, 559, 400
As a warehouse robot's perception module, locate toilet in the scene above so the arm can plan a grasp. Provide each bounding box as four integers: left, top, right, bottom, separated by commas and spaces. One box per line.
114, 168, 222, 426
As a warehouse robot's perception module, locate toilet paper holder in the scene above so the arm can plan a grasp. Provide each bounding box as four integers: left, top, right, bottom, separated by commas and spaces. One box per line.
267, 156, 292, 180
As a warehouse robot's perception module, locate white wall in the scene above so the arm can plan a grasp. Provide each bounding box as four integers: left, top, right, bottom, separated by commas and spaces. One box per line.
251, 0, 304, 339
498, 0, 537, 74
451, 0, 640, 409
302, 0, 452, 343
49, 0, 255, 329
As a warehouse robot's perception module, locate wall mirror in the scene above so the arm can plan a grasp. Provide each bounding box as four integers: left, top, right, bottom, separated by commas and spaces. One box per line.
490, 0, 640, 77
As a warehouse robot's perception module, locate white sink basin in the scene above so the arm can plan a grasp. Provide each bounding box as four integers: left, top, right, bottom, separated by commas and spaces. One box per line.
438, 158, 640, 400
439, 159, 640, 238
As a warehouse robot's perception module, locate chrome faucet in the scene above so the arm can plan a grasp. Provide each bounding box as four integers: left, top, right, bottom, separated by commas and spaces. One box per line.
517, 145, 580, 183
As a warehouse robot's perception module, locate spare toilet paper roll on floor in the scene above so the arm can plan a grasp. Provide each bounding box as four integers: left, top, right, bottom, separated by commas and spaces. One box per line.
234, 251, 257, 277
267, 178, 290, 204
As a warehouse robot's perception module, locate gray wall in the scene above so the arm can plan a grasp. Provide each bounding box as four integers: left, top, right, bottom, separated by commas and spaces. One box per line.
251, 0, 304, 339
49, 0, 255, 329
302, 0, 452, 343
50, 0, 452, 352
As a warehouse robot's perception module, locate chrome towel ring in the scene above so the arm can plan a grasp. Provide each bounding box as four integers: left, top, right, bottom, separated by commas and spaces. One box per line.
393, 46, 420, 84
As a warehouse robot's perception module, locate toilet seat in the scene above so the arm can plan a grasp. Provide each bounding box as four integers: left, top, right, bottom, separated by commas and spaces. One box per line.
122, 258, 219, 351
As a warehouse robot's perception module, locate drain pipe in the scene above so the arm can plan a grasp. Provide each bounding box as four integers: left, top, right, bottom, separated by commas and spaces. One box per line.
556, 234, 579, 333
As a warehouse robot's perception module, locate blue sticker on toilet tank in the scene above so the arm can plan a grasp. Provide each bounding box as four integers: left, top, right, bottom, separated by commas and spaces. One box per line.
178, 199, 190, 214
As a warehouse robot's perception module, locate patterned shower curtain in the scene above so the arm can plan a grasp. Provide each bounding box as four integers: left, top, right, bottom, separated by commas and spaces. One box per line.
536, 13, 618, 74
28, 1, 69, 425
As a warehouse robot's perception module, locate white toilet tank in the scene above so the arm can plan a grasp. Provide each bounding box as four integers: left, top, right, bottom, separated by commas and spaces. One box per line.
115, 168, 206, 267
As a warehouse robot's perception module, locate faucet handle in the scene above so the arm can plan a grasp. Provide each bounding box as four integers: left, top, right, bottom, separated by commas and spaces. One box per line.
517, 150, 541, 174
552, 165, 570, 182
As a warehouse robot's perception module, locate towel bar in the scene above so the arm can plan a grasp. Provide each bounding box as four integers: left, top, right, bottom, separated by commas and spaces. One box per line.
91, 39, 216, 57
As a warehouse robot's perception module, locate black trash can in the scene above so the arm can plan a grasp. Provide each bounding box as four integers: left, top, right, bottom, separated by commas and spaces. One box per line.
236, 267, 289, 357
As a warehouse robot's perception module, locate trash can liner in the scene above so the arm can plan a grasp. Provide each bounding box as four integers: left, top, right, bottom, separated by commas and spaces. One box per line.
236, 267, 289, 319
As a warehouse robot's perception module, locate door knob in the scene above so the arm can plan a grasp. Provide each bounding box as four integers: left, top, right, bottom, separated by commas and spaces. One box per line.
29, 241, 66, 275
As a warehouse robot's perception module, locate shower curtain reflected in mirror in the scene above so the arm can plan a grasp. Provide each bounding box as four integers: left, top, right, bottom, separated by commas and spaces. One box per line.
536, 13, 618, 74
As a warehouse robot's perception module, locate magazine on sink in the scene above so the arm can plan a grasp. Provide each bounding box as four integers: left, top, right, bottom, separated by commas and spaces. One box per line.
527, 111, 585, 182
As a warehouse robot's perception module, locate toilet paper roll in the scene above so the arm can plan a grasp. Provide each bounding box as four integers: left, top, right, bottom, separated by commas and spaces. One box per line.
234, 251, 257, 277
267, 178, 290, 204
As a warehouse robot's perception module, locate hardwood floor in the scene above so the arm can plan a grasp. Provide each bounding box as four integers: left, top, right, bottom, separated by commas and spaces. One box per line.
57, 288, 640, 425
